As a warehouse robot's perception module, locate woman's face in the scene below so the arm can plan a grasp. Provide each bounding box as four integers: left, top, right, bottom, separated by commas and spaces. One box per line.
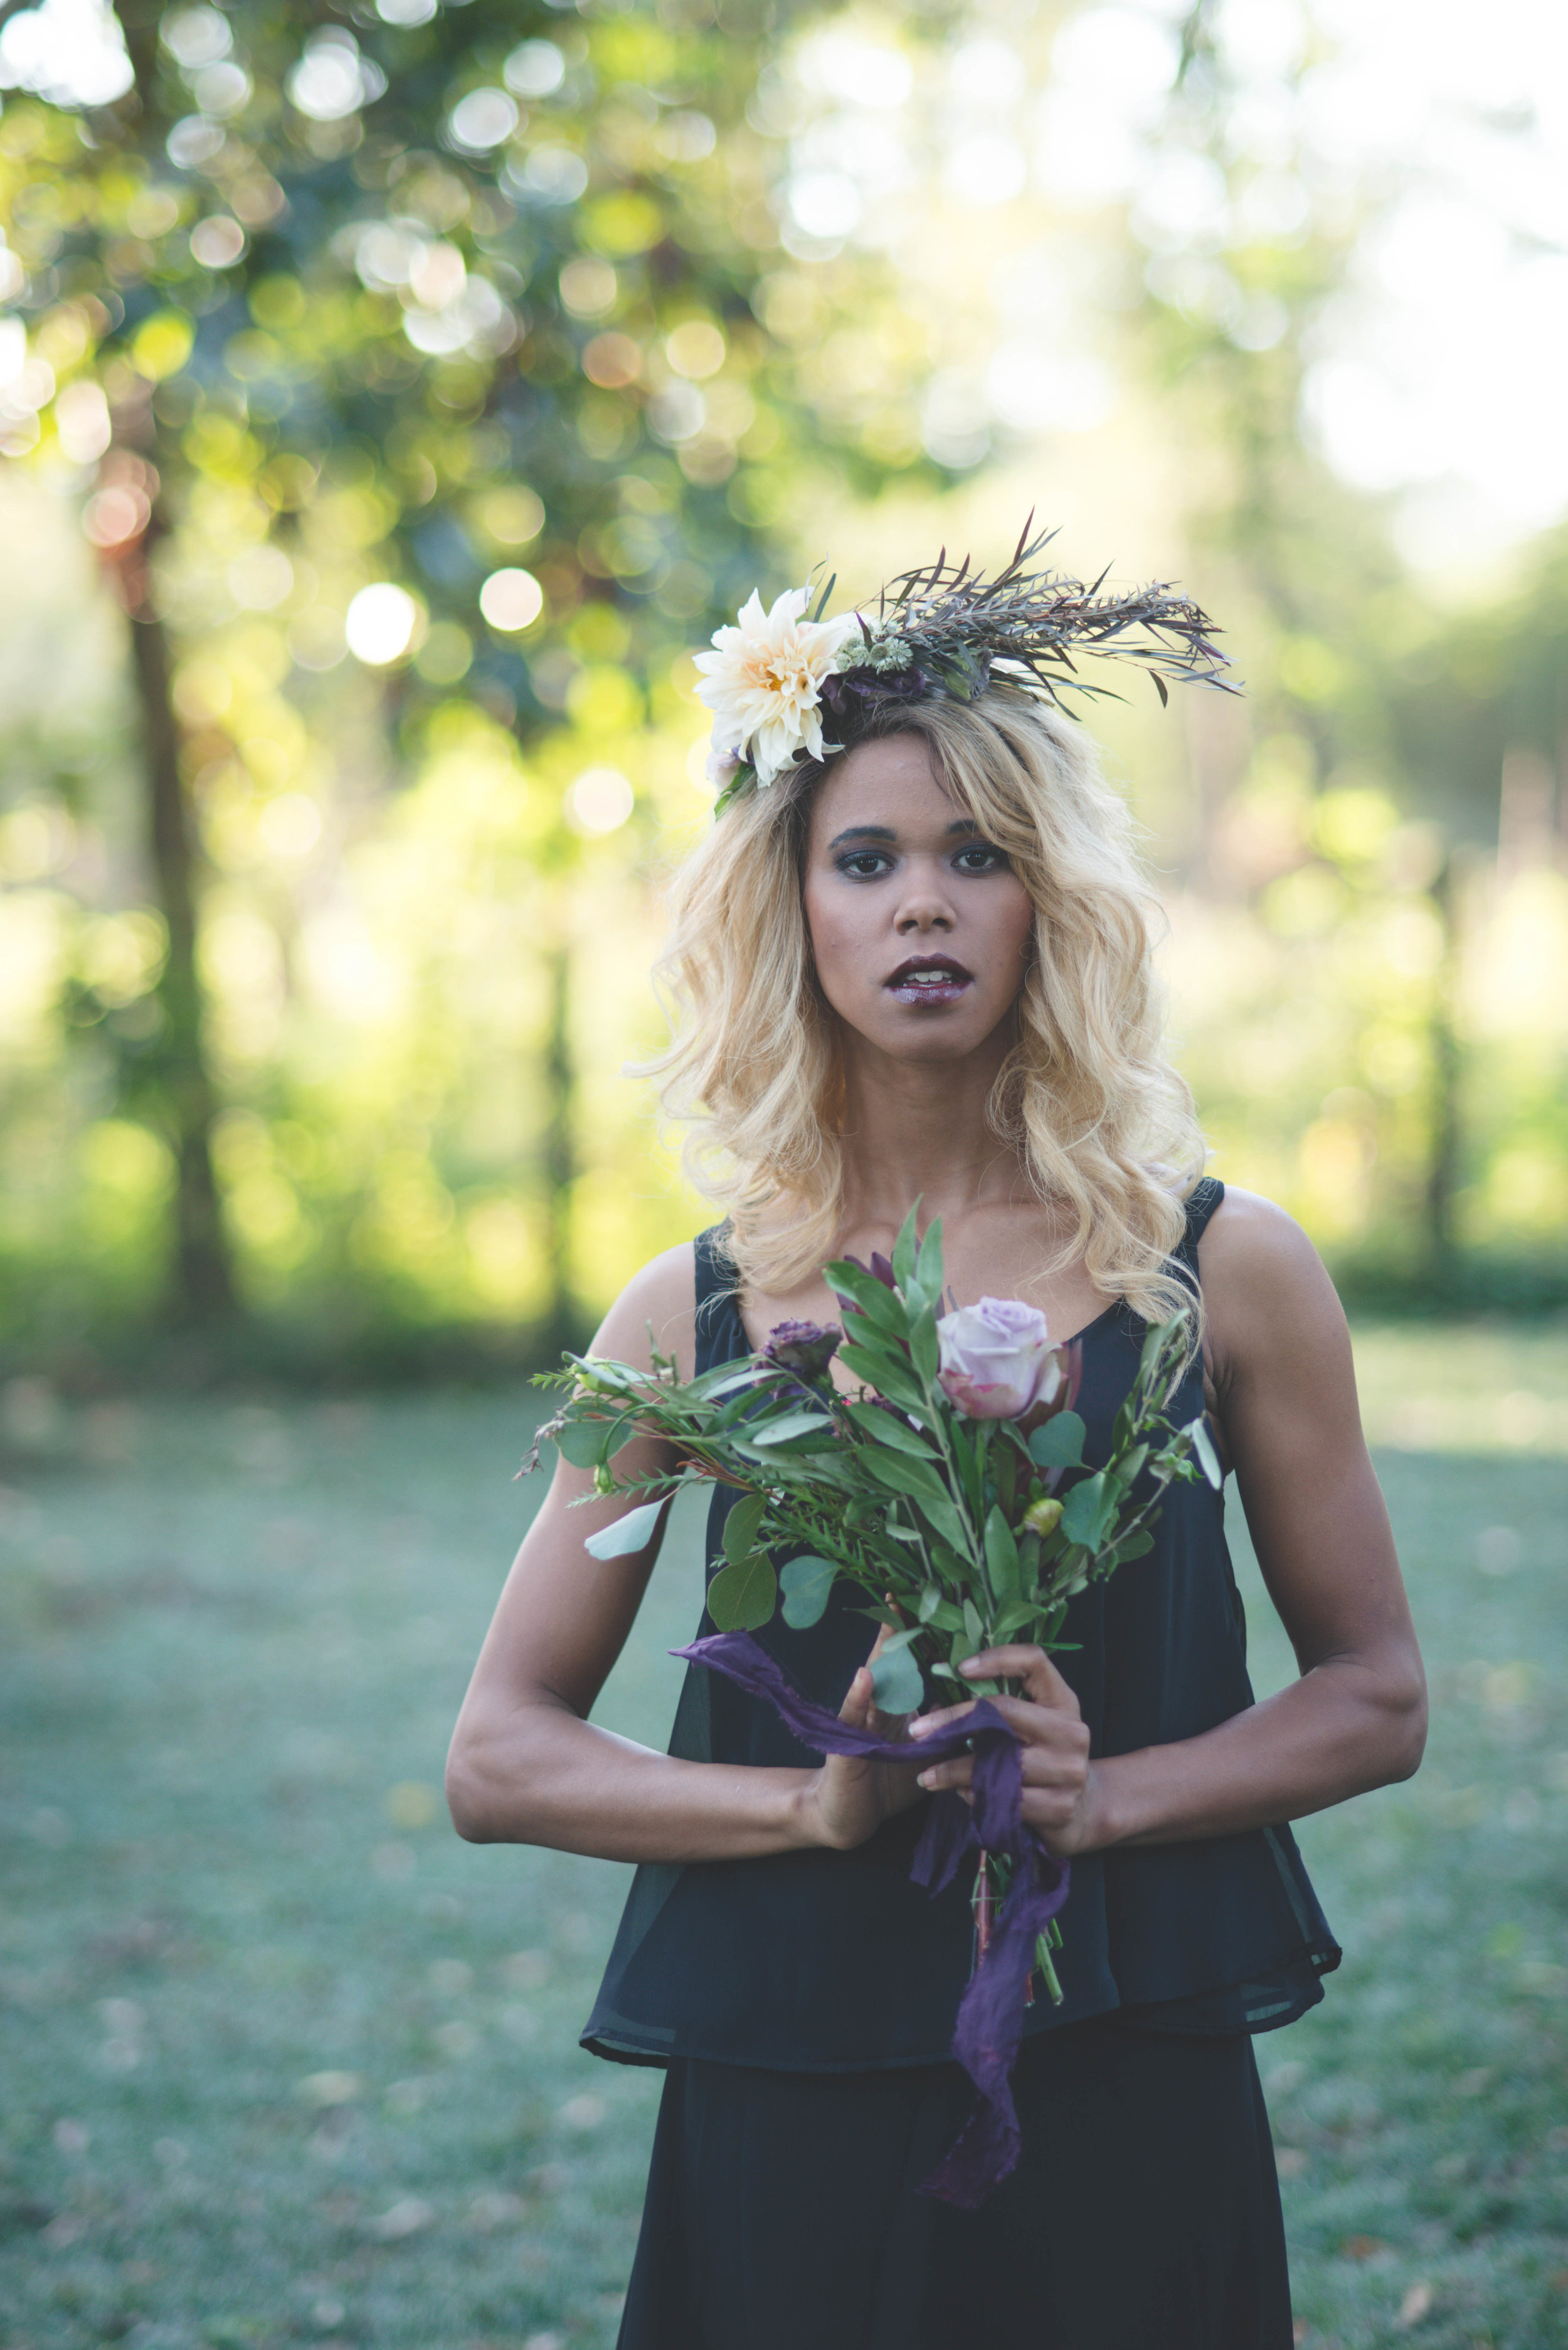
800, 733, 1036, 1065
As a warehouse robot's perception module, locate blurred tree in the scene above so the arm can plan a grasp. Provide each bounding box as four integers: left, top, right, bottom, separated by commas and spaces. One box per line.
0, 0, 949, 1349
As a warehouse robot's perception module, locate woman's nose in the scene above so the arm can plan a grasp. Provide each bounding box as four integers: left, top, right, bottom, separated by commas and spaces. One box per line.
895, 895, 955, 933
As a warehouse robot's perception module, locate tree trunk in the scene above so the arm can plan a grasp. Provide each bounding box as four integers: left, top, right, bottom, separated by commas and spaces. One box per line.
539, 933, 577, 1359
116, 512, 236, 1325
1424, 853, 1462, 1282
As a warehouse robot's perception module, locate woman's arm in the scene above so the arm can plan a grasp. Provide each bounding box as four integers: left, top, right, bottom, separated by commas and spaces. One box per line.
444, 1245, 919, 1861
911, 1189, 1428, 1851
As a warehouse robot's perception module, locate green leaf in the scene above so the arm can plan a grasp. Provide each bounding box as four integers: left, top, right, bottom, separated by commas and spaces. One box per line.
746, 1410, 837, 1447
1029, 1412, 1086, 1470
780, 1555, 837, 1629
555, 1418, 610, 1467
1111, 1529, 1155, 1561
1061, 1472, 1116, 1551
984, 1504, 1020, 1602
914, 1215, 945, 1302
722, 1491, 768, 1566
870, 1641, 924, 1713
876, 1624, 921, 1657
823, 1259, 909, 1338
993, 1599, 1040, 1640
891, 1201, 921, 1289
706, 1553, 778, 1632
859, 1448, 949, 1506
845, 1403, 935, 1457
963, 1596, 984, 1646
583, 1498, 665, 1559
908, 1305, 939, 1384
1114, 1443, 1149, 1487
1185, 1413, 1224, 1489
839, 1342, 928, 1415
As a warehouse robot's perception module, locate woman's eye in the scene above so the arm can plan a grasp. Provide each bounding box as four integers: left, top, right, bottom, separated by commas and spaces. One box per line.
954, 844, 1007, 873
837, 853, 890, 878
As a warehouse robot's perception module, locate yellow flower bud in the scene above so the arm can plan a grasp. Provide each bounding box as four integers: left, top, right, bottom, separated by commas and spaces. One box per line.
1022, 1496, 1062, 1538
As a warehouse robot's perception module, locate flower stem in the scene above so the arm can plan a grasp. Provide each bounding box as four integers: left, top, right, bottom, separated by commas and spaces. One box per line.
1034, 1932, 1064, 2006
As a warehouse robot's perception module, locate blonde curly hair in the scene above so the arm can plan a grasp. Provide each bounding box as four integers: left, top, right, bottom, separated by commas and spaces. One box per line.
644, 685, 1207, 1326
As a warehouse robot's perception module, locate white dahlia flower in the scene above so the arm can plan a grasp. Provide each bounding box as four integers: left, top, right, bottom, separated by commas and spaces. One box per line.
692, 587, 859, 785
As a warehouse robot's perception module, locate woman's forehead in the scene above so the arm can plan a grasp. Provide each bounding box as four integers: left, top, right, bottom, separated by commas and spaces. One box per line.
808, 735, 966, 839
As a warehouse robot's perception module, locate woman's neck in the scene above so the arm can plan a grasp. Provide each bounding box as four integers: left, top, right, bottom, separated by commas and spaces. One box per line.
835, 1033, 1026, 1235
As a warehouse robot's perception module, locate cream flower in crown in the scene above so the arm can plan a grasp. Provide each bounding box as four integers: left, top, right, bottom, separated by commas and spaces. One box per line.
692, 586, 861, 787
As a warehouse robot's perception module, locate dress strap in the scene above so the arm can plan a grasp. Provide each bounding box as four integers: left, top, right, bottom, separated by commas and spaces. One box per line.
1178, 1176, 1226, 1268
692, 1223, 746, 1373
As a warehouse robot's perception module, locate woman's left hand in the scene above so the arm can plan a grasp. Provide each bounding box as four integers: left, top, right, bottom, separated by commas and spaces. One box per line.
908, 1645, 1104, 1857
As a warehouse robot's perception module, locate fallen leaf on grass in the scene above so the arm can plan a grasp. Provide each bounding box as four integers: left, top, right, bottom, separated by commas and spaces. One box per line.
1340, 2235, 1389, 2261
366, 2196, 434, 2241
1397, 2283, 1434, 2329
297, 2071, 363, 2108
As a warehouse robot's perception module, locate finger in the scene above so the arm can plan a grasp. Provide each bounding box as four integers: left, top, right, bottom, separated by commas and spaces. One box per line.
837, 1664, 873, 1726
916, 1755, 974, 1794
908, 1699, 977, 1741
961, 1646, 1077, 1708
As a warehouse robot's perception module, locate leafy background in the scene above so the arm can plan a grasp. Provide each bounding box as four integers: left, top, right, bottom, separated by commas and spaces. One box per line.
0, 0, 1565, 2344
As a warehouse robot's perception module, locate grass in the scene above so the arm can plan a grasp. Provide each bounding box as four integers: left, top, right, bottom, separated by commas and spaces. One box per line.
1, 1328, 1565, 2350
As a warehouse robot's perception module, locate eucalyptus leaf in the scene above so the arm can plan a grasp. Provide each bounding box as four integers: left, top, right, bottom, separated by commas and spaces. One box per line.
556, 1418, 611, 1468
1061, 1470, 1116, 1551
1029, 1412, 1086, 1470
917, 1581, 942, 1622
870, 1641, 924, 1714
706, 1552, 778, 1632
1185, 1413, 1224, 1489
780, 1554, 837, 1629
722, 1491, 768, 1565
583, 1498, 666, 1560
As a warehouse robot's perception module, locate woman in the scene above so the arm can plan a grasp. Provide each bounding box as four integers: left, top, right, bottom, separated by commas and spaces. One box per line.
446, 551, 1427, 2350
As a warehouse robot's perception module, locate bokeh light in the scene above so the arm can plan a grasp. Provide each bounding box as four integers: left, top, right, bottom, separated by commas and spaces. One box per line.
479, 568, 544, 632
564, 768, 635, 836
345, 584, 420, 666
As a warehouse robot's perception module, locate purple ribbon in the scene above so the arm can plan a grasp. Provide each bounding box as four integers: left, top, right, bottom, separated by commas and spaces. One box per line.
672, 1630, 1071, 2208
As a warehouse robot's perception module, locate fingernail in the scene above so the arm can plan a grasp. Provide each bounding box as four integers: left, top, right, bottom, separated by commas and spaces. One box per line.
917, 1772, 933, 1790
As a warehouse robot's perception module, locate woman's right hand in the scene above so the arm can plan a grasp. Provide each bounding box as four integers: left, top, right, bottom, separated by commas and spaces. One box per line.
795, 1632, 925, 1851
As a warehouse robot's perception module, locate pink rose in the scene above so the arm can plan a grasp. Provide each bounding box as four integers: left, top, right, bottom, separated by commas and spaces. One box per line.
936, 1297, 1057, 1420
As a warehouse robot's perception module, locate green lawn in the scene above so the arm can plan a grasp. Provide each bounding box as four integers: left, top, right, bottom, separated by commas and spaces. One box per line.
1, 1330, 1565, 2350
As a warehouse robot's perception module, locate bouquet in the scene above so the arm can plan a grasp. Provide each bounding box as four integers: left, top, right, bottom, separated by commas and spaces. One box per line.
529, 1208, 1220, 2201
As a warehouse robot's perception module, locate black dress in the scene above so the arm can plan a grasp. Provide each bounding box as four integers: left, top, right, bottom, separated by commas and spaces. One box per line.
585, 1180, 1338, 2349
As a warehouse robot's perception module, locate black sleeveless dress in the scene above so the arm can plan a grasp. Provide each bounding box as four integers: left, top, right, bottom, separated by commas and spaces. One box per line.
588, 1180, 1337, 2349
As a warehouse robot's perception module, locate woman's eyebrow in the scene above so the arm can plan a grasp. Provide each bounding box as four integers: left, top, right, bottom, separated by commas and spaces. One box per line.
825, 819, 983, 849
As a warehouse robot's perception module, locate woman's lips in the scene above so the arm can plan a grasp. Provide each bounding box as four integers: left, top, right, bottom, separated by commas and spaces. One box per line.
886, 958, 973, 1006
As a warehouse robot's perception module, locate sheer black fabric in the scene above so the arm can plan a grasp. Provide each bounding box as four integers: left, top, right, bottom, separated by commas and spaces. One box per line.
582, 1178, 1339, 2073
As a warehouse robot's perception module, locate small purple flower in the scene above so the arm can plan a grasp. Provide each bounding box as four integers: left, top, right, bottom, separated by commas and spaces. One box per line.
762, 1319, 842, 1381
820, 665, 930, 722
844, 1250, 898, 1292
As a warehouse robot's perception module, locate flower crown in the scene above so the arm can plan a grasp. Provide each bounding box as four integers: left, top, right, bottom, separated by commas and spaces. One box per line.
693, 519, 1235, 816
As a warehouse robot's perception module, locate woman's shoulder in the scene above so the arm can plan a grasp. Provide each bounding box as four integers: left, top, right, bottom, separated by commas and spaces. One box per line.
589, 1238, 702, 1380
1194, 1185, 1352, 1380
